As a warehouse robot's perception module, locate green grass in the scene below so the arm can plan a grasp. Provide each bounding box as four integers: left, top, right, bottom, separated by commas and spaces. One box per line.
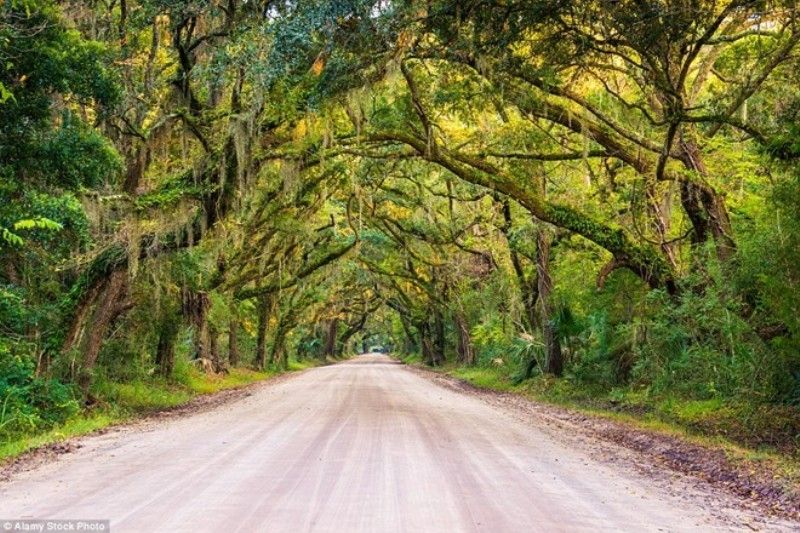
448, 364, 798, 452
399, 353, 423, 365
406, 359, 800, 482
182, 367, 276, 396
287, 358, 319, 371
451, 366, 514, 391
92, 379, 193, 411
0, 412, 117, 461
0, 361, 315, 463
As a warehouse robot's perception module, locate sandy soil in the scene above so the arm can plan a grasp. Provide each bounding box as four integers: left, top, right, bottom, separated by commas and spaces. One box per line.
0, 354, 795, 532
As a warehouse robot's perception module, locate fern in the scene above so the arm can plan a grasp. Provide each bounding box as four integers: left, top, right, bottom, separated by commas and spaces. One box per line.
13, 217, 63, 232
1, 217, 63, 246
1, 228, 24, 246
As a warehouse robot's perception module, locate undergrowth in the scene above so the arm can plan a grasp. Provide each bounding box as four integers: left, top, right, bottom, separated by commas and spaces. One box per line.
0, 358, 312, 463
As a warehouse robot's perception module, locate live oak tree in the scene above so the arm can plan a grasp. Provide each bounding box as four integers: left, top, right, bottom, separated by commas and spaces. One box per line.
2, 0, 800, 447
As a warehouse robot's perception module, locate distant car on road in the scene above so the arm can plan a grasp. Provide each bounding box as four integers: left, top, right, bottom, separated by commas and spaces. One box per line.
369, 345, 387, 353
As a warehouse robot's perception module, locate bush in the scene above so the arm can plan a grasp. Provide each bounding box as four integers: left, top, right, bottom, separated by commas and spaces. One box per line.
552, 246, 797, 404
630, 278, 788, 401
568, 311, 619, 386
0, 344, 79, 438
471, 314, 516, 366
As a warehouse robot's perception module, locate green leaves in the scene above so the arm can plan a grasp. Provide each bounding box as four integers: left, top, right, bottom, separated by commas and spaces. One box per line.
12, 217, 63, 232
0, 228, 24, 247
0, 343, 79, 438
0, 82, 14, 104
1, 217, 63, 247
1, 1, 122, 190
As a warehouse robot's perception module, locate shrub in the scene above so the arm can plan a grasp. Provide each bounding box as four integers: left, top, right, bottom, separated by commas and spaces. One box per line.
630, 280, 783, 401
0, 344, 79, 438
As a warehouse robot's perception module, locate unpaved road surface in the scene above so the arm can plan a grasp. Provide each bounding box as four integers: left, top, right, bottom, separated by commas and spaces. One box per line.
0, 355, 794, 532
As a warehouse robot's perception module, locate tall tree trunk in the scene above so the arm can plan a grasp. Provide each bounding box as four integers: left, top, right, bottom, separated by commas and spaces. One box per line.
155, 312, 179, 377
678, 134, 736, 262
432, 308, 445, 366
646, 184, 678, 269
274, 341, 288, 370
183, 290, 210, 361
255, 294, 271, 369
323, 318, 339, 358
680, 180, 736, 262
454, 311, 475, 365
419, 321, 434, 366
228, 316, 239, 367
500, 198, 538, 330
269, 320, 288, 370
536, 228, 563, 376
77, 270, 129, 394
61, 277, 106, 356
209, 324, 222, 373
400, 316, 418, 354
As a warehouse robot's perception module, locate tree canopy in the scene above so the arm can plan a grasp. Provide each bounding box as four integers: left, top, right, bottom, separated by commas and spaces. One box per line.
2, 0, 800, 448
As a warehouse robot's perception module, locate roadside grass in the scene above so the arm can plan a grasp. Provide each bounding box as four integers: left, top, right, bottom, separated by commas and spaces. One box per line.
451, 366, 514, 391
0, 361, 316, 464
406, 360, 800, 484
287, 358, 321, 371
180, 367, 276, 397
0, 412, 117, 462
398, 353, 423, 366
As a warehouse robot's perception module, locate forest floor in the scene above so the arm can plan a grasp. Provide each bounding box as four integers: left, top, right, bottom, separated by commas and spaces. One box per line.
400, 358, 800, 523
0, 360, 319, 464
0, 354, 797, 531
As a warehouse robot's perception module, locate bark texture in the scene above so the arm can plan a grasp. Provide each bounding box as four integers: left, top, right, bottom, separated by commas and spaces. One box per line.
536, 229, 563, 376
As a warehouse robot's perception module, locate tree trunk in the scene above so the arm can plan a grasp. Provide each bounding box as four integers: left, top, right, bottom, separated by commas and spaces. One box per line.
338, 314, 367, 356
209, 324, 222, 373
77, 270, 129, 394
61, 277, 106, 356
454, 311, 475, 365
432, 308, 445, 366
500, 198, 538, 330
400, 316, 418, 354
536, 228, 563, 376
680, 180, 736, 262
678, 135, 736, 262
278, 336, 288, 370
183, 290, 210, 361
155, 313, 179, 377
228, 317, 239, 367
255, 294, 271, 369
419, 321, 434, 366
270, 322, 288, 370
323, 318, 339, 358
314, 323, 328, 360
646, 183, 678, 269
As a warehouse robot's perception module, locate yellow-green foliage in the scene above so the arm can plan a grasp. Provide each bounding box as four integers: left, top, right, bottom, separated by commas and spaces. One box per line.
182, 368, 275, 395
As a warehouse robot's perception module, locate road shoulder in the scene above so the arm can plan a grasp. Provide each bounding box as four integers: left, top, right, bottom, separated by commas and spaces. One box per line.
402, 362, 800, 524
0, 366, 310, 483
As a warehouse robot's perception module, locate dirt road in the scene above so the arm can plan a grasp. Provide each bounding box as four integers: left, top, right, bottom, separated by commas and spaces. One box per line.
0, 355, 793, 532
